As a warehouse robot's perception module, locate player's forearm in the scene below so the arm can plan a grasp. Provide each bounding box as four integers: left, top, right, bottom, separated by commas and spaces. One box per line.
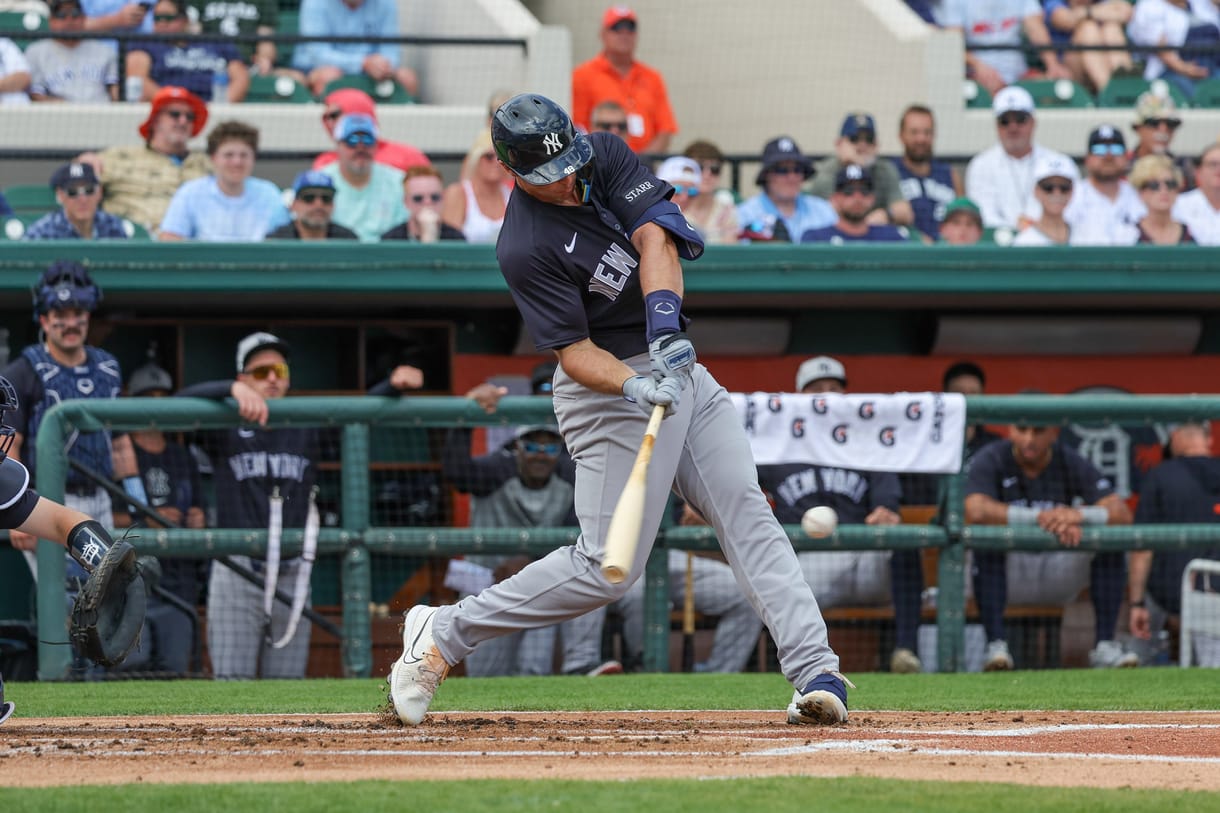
1127, 550, 1152, 603
963, 493, 1011, 525
631, 222, 683, 298
1098, 493, 1133, 525
554, 340, 637, 397
17, 497, 91, 547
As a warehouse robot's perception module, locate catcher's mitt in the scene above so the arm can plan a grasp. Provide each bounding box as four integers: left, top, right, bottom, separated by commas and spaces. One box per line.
69, 529, 146, 668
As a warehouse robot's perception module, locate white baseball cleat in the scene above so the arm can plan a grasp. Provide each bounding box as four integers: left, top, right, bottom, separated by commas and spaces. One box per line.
388, 605, 450, 726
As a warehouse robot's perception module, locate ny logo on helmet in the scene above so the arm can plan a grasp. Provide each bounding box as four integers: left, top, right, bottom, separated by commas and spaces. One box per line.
543, 133, 563, 155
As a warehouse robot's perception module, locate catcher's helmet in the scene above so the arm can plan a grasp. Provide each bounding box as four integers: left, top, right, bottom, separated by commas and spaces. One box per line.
492, 94, 594, 185
0, 376, 17, 461
33, 259, 102, 319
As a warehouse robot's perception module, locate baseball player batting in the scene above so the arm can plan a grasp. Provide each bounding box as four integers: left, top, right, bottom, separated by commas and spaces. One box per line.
389, 93, 852, 726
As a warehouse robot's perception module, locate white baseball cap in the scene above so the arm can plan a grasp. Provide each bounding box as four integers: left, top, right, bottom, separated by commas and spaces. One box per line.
796, 356, 847, 391
1033, 153, 1081, 184
656, 156, 702, 187
236, 331, 290, 373
993, 86, 1036, 117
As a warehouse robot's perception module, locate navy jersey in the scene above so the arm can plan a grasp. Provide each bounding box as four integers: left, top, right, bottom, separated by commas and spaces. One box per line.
966, 439, 1114, 508
1134, 456, 1220, 611
758, 463, 901, 524
194, 426, 320, 530
893, 158, 957, 239
496, 131, 705, 360
799, 224, 908, 244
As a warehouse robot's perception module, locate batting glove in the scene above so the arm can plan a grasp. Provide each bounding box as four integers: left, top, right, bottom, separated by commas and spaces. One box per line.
622, 374, 680, 417
648, 332, 696, 385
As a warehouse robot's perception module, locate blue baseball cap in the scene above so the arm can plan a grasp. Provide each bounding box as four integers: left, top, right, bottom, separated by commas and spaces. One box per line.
840, 113, 876, 138
334, 113, 378, 142
292, 170, 334, 196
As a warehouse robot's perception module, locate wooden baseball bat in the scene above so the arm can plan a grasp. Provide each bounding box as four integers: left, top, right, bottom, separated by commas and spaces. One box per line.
601, 403, 665, 584
681, 550, 696, 672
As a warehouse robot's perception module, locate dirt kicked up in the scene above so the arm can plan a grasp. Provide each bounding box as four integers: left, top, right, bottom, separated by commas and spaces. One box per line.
2, 710, 1218, 790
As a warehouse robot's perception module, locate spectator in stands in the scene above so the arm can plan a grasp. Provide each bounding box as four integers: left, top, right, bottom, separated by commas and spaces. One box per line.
1127, 0, 1220, 101
1065, 125, 1146, 245
319, 112, 406, 242
812, 113, 913, 227
381, 166, 465, 242
266, 170, 357, 241
126, 0, 248, 102
441, 422, 618, 677
939, 0, 1069, 95
615, 502, 764, 673
937, 197, 984, 245
1172, 142, 1220, 244
81, 0, 151, 35
571, 6, 677, 154
893, 104, 962, 240
1130, 91, 1194, 191
311, 87, 429, 174
292, 0, 418, 101
159, 119, 288, 241
655, 155, 702, 214
1044, 0, 1135, 95
0, 36, 30, 106
187, 0, 297, 82
801, 165, 910, 244
586, 98, 630, 140
27, 0, 118, 102
1129, 154, 1195, 243
736, 136, 834, 243
114, 361, 206, 676
966, 86, 1072, 230
1013, 153, 1082, 245
178, 332, 322, 679
23, 161, 130, 240
754, 356, 920, 673
964, 404, 1138, 670
1128, 421, 1220, 667
76, 86, 211, 232
441, 130, 509, 244
681, 139, 739, 244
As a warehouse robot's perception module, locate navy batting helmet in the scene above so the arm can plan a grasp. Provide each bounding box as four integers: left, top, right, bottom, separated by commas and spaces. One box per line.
492, 94, 594, 185
32, 260, 101, 319
0, 376, 18, 461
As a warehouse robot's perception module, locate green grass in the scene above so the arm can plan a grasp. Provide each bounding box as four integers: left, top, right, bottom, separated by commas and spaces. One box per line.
5, 668, 1218, 718
1, 778, 1218, 813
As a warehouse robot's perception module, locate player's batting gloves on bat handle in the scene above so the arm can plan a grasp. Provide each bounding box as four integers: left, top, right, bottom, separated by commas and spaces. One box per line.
648, 332, 696, 384
623, 374, 681, 417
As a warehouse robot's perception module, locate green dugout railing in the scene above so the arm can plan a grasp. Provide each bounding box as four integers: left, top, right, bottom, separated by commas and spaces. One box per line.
32, 394, 1220, 679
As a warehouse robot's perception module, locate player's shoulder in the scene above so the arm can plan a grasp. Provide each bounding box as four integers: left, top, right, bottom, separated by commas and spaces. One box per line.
0, 456, 30, 510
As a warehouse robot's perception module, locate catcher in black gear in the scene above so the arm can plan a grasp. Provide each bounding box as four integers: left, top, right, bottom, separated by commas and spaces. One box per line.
0, 374, 146, 725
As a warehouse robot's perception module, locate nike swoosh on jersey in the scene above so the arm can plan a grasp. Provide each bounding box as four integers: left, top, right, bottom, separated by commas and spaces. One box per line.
564, 232, 577, 253
1002, 476, 1018, 488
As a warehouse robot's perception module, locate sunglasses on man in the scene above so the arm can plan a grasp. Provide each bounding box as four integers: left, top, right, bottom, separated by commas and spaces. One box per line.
409, 193, 443, 204
52, 8, 84, 18
997, 112, 1031, 127
670, 184, 700, 197
847, 132, 875, 145
593, 120, 628, 133
1037, 180, 1072, 194
1142, 117, 1181, 130
1089, 143, 1125, 157
608, 20, 636, 33
243, 362, 289, 380
520, 440, 561, 456
63, 185, 98, 198
342, 133, 376, 147
1139, 179, 1180, 192
163, 109, 196, 122
297, 192, 334, 204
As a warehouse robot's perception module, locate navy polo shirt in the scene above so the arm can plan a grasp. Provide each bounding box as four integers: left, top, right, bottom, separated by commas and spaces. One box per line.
496, 132, 704, 360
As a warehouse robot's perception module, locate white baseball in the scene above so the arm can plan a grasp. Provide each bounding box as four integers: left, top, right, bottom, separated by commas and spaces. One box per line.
801, 506, 838, 538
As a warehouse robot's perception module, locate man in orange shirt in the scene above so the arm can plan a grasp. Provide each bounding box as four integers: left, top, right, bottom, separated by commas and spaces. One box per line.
571, 6, 677, 155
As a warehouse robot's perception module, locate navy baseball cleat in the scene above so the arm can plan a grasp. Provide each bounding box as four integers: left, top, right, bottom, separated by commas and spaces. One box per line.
787, 670, 855, 725
388, 605, 451, 726
0, 672, 14, 726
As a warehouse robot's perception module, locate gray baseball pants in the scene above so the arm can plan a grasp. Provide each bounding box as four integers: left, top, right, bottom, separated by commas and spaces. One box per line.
206, 556, 311, 679
432, 355, 839, 691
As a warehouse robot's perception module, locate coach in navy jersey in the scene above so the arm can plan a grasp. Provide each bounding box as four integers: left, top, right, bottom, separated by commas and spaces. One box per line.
965, 415, 1138, 670
389, 93, 852, 728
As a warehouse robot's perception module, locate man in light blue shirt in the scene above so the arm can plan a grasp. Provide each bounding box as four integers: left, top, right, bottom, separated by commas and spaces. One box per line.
736, 136, 835, 243
293, 0, 419, 100
159, 120, 289, 241
320, 113, 406, 242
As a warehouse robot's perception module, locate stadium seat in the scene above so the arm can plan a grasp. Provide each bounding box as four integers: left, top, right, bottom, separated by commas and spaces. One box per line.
963, 79, 992, 109
0, 9, 47, 48
321, 74, 415, 104
1014, 78, 1094, 108
2, 184, 56, 215
1097, 76, 1190, 109
1190, 78, 1220, 108
0, 217, 26, 240
121, 218, 152, 239
245, 74, 313, 103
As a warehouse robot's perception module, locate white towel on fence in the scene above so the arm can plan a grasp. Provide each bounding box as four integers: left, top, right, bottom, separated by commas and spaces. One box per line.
729, 391, 967, 474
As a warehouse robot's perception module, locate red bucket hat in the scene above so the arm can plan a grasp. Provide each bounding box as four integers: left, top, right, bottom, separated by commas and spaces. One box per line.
139, 86, 208, 140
